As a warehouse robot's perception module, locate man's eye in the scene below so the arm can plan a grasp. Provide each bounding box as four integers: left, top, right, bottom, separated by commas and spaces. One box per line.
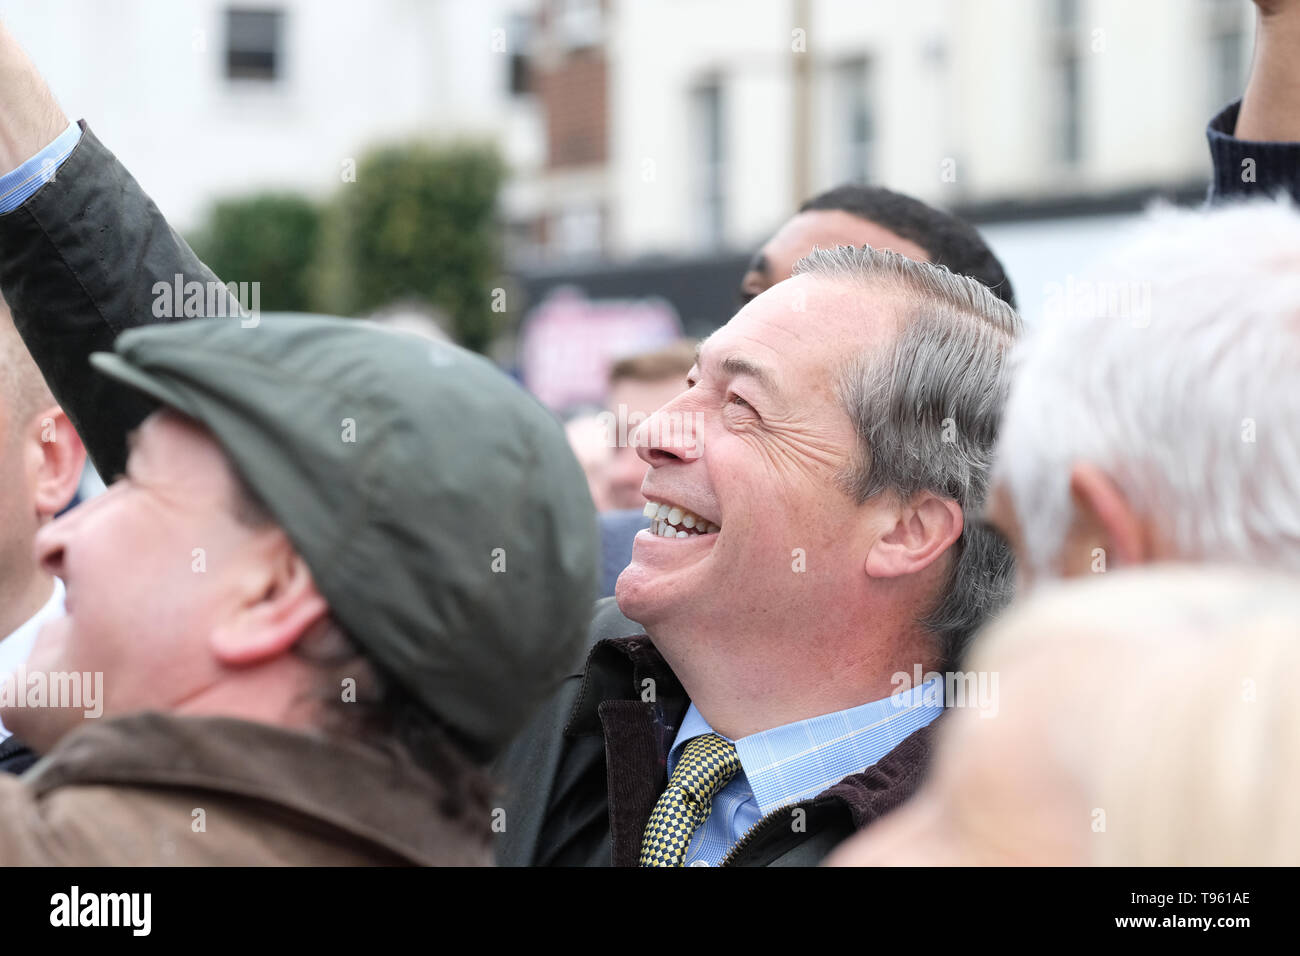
728, 394, 754, 411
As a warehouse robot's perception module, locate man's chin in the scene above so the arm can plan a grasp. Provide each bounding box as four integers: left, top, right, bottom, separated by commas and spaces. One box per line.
613, 559, 670, 630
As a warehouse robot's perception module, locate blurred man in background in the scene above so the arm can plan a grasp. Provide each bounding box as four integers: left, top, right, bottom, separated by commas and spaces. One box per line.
604, 340, 697, 511
595, 340, 697, 595
740, 184, 1016, 308
0, 301, 84, 771
829, 566, 1300, 866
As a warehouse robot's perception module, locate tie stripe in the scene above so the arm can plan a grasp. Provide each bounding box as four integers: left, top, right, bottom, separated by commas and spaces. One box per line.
640, 733, 741, 867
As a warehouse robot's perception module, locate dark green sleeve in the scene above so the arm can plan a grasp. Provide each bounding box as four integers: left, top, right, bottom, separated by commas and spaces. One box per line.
0, 121, 224, 479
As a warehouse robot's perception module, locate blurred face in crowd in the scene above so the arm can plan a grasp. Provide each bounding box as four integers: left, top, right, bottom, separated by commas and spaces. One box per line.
0, 315, 85, 637
740, 210, 931, 302
617, 274, 938, 654
606, 374, 691, 511
5, 410, 327, 751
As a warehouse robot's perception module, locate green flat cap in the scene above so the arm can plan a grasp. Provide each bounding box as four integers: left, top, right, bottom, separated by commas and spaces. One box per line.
90, 315, 598, 756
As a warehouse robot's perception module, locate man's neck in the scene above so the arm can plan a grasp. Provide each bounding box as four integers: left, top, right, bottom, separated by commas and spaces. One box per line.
0, 567, 55, 641
649, 609, 935, 741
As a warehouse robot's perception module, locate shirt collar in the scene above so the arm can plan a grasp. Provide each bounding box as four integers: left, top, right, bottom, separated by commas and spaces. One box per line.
669, 678, 944, 814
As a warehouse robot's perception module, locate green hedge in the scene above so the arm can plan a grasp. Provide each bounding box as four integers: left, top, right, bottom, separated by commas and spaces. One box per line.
191, 140, 505, 353
190, 192, 321, 314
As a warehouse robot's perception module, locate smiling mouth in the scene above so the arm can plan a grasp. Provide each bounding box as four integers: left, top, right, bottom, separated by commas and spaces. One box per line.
641, 499, 720, 539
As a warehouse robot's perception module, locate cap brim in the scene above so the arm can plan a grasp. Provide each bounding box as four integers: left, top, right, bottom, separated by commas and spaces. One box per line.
89, 351, 205, 421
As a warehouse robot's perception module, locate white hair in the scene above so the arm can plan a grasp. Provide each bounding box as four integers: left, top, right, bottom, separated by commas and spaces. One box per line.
996, 197, 1300, 576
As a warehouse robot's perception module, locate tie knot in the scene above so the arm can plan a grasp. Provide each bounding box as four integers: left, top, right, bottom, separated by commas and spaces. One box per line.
670, 733, 741, 805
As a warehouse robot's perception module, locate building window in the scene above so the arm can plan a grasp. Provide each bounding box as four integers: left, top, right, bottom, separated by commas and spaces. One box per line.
225, 8, 284, 81
692, 80, 725, 249
1206, 0, 1248, 112
833, 59, 874, 184
554, 205, 604, 259
1047, 0, 1083, 167
508, 13, 534, 96
555, 0, 602, 51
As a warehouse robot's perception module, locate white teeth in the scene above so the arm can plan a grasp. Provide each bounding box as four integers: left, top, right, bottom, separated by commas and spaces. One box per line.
644, 500, 720, 537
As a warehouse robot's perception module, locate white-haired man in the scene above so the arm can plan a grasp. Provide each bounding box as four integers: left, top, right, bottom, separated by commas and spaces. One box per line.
987, 197, 1300, 585
987, 0, 1300, 584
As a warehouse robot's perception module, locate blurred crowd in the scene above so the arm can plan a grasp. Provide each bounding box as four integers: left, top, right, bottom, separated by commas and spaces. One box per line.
0, 1, 1297, 869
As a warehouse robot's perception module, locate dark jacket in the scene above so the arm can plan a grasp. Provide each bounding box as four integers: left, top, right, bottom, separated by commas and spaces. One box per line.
0, 736, 36, 775
1207, 100, 1300, 205
0, 122, 223, 481
495, 598, 941, 866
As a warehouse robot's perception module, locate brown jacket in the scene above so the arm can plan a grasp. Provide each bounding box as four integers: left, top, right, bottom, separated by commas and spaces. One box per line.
0, 712, 491, 865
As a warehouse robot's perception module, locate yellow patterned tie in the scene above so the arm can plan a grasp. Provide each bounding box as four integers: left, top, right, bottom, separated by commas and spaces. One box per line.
640, 733, 741, 867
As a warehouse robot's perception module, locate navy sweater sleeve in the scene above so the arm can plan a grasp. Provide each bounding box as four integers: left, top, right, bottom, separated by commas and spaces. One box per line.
1207, 99, 1300, 204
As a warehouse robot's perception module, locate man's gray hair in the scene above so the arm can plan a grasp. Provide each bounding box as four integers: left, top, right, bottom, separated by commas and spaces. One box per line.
793, 245, 1023, 669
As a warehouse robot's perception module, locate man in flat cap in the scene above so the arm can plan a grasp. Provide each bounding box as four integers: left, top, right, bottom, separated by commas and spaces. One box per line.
0, 25, 596, 864
0, 22, 1019, 863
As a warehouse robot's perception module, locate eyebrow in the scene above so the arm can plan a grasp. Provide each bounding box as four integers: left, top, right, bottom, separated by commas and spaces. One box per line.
696, 345, 780, 399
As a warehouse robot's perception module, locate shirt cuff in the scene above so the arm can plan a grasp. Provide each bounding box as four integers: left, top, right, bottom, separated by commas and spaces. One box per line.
0, 120, 82, 214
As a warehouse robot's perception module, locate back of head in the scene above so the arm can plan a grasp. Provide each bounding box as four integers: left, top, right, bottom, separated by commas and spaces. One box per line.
996, 197, 1300, 578
963, 566, 1300, 865
801, 185, 1016, 308
0, 295, 54, 438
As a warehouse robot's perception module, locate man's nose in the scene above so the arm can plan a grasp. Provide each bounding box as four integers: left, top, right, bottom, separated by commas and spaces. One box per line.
634, 400, 703, 467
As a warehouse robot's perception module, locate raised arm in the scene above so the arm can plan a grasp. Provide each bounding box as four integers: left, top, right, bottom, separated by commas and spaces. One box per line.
1208, 1, 1300, 202
0, 21, 226, 479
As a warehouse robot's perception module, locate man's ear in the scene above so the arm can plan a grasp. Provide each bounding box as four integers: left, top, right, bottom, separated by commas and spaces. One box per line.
210, 544, 330, 667
26, 404, 86, 519
865, 493, 964, 579
1065, 462, 1150, 570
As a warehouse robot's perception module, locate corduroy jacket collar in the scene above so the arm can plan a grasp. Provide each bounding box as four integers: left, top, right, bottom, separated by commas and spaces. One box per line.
559, 635, 940, 866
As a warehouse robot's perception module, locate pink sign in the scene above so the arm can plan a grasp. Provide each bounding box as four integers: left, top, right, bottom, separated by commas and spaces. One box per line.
519, 286, 683, 411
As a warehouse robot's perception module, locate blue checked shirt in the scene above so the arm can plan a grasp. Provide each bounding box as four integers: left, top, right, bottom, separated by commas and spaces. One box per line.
666, 677, 943, 866
0, 120, 82, 213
